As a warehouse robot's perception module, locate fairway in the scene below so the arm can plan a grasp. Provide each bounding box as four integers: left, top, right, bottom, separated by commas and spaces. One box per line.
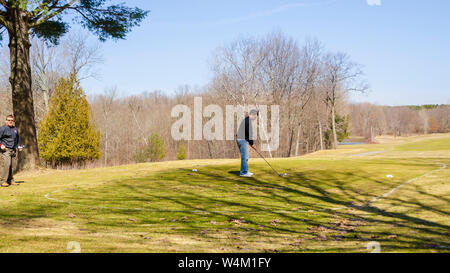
1, 134, 449, 253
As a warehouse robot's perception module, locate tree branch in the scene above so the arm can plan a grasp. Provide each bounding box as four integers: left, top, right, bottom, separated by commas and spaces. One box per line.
30, 0, 59, 21
0, 12, 10, 31
31, 0, 78, 27
67, 6, 98, 26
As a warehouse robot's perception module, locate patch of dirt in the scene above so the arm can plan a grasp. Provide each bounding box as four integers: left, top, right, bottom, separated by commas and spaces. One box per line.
0, 218, 80, 237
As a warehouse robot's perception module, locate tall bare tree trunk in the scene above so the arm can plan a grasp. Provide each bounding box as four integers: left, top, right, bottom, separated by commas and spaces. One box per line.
187, 140, 190, 160
287, 128, 294, 157
318, 120, 324, 150
370, 127, 375, 143
295, 123, 302, 156
8, 9, 40, 169
104, 131, 108, 166
43, 90, 49, 110
207, 141, 213, 159
331, 105, 338, 149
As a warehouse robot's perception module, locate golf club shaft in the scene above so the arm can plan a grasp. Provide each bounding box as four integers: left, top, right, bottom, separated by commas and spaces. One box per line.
251, 146, 281, 176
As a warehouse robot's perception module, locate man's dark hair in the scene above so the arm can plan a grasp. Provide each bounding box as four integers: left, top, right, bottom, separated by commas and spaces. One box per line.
6, 115, 14, 121
250, 109, 259, 116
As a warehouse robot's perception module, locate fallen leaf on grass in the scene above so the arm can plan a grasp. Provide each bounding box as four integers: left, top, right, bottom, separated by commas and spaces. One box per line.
289, 239, 303, 246
314, 234, 328, 241
201, 230, 209, 235
332, 219, 357, 232
306, 226, 333, 234
127, 218, 137, 222
270, 219, 281, 226
68, 213, 76, 218
229, 219, 243, 226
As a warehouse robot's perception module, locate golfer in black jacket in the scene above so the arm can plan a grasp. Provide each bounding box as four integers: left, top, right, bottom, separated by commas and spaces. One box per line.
236, 110, 258, 177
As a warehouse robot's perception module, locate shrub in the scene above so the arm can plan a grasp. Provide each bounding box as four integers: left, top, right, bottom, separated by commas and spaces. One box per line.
133, 151, 147, 163
38, 74, 101, 167
176, 144, 187, 160
145, 133, 166, 162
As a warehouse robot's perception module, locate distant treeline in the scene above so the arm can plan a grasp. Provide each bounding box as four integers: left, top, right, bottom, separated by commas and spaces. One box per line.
407, 104, 449, 110
349, 103, 449, 141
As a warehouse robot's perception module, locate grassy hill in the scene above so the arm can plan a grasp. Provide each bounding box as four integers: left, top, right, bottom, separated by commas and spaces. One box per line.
1, 134, 449, 253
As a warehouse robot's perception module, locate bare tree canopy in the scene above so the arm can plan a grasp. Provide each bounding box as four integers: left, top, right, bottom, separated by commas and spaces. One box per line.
322, 52, 369, 149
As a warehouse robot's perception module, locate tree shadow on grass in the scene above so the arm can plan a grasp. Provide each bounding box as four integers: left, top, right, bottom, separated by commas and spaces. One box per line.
228, 171, 241, 176
156, 163, 450, 252
88, 160, 449, 252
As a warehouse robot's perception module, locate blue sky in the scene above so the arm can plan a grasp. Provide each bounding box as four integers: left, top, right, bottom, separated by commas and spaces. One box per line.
82, 0, 450, 106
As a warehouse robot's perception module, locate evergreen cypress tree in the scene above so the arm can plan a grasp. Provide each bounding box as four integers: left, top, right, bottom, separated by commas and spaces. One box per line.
324, 114, 350, 148
38, 74, 101, 167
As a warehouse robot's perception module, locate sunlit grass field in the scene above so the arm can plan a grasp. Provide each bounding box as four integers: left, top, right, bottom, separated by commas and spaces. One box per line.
0, 134, 449, 253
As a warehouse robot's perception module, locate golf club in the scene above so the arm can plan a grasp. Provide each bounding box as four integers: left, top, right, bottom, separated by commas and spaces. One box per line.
251, 146, 287, 177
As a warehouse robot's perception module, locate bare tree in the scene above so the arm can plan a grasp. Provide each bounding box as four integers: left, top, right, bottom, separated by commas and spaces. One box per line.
61, 32, 103, 81
212, 32, 323, 157
21, 32, 103, 122
97, 87, 117, 166
322, 52, 369, 149
418, 109, 429, 134
128, 95, 148, 146
290, 38, 323, 156
31, 39, 62, 115
212, 36, 266, 105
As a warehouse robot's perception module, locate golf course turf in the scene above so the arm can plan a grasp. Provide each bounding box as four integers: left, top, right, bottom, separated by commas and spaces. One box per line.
1, 134, 449, 253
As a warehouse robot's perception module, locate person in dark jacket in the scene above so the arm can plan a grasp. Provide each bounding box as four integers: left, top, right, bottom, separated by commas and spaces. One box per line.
0, 115, 20, 187
236, 110, 258, 177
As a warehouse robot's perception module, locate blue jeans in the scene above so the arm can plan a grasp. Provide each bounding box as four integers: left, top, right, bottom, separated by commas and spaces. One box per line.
237, 139, 249, 175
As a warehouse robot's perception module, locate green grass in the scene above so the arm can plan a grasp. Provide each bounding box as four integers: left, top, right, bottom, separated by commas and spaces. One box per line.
394, 136, 450, 151
1, 134, 449, 253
